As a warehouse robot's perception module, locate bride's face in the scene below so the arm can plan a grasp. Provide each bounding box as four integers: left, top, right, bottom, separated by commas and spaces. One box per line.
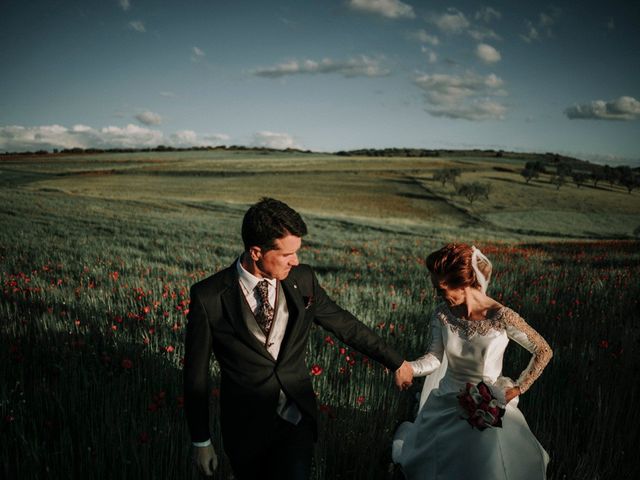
431, 274, 465, 306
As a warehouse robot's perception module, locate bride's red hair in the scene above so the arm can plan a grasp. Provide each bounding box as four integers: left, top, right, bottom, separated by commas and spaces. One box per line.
426, 243, 491, 289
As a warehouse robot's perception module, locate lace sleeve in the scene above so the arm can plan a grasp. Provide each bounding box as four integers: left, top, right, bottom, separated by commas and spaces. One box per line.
503, 308, 553, 394
410, 306, 445, 377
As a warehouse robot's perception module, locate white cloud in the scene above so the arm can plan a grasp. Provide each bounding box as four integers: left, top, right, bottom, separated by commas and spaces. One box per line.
431, 8, 503, 42
191, 46, 206, 63
119, 0, 130, 12
407, 29, 439, 46
421, 46, 438, 64
475, 7, 501, 23
171, 130, 198, 145
565, 96, 640, 121
539, 12, 555, 27
428, 100, 506, 121
203, 133, 230, 143
476, 43, 501, 64
135, 111, 163, 126
347, 0, 415, 19
171, 131, 230, 147
468, 27, 501, 41
0, 124, 231, 152
0, 124, 162, 151
128, 21, 145, 33
251, 131, 300, 150
432, 8, 470, 34
414, 71, 507, 121
160, 91, 176, 98
521, 8, 561, 42
520, 20, 540, 43
253, 56, 390, 78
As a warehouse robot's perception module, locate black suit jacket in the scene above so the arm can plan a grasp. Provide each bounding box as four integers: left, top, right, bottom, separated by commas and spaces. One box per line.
183, 261, 403, 457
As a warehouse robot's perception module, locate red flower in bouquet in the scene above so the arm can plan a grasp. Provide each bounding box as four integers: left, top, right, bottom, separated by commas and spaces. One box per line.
457, 381, 505, 431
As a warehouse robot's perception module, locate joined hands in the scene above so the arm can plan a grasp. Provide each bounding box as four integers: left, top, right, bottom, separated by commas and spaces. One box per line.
395, 361, 414, 391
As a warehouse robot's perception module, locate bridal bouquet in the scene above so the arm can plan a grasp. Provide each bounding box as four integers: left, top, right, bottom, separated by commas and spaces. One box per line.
457, 381, 505, 431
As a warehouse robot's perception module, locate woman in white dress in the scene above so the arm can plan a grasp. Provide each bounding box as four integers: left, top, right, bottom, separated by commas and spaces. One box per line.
392, 243, 553, 479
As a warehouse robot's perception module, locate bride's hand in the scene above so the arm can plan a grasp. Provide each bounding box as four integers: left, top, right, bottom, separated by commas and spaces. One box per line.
394, 361, 413, 391
504, 386, 521, 403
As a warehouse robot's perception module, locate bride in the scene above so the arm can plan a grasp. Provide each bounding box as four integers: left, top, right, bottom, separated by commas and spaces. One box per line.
392, 243, 553, 479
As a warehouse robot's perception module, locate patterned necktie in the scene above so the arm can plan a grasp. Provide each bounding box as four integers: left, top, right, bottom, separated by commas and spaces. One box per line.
254, 280, 274, 335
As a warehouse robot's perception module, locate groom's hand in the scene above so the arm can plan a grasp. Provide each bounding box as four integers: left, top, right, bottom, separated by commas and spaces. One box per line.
193, 444, 218, 477
394, 361, 413, 391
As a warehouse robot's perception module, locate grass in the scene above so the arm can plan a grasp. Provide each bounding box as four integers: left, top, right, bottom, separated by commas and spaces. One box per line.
4, 150, 636, 238
1, 151, 639, 479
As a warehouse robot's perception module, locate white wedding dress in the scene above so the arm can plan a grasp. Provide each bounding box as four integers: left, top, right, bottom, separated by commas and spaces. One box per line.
392, 303, 553, 480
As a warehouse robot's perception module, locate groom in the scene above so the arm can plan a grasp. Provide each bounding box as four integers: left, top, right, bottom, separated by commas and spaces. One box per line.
184, 197, 413, 479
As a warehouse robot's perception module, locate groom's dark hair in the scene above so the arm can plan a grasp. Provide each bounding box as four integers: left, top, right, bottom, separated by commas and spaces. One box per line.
242, 197, 308, 252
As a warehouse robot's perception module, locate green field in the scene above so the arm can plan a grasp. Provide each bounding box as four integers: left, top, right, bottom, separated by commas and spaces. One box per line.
1, 151, 639, 479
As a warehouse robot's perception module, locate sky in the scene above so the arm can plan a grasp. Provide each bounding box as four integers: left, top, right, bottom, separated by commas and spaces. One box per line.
1, 0, 639, 165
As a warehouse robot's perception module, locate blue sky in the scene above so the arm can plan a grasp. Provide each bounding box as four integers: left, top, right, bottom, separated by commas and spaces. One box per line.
1, 0, 638, 165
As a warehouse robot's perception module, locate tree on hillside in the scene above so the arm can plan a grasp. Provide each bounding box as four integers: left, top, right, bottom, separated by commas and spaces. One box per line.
521, 168, 539, 183
450, 168, 462, 187
433, 169, 449, 186
591, 170, 605, 188
482, 182, 491, 200
634, 225, 640, 238
557, 163, 573, 177
433, 168, 462, 188
604, 165, 619, 187
572, 172, 588, 188
550, 174, 566, 190
525, 160, 546, 174
457, 182, 489, 204
619, 174, 638, 194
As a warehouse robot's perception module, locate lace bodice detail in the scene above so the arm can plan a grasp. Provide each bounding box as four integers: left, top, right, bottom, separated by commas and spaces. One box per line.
411, 303, 553, 394
437, 305, 507, 338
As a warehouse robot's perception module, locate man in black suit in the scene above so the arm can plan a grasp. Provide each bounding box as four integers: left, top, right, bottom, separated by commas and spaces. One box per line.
184, 197, 413, 479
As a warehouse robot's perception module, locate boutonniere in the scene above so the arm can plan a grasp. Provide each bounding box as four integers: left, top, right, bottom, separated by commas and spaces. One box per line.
303, 295, 314, 310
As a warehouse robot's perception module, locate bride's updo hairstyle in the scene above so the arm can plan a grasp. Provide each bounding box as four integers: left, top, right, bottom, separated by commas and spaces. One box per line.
426, 243, 492, 291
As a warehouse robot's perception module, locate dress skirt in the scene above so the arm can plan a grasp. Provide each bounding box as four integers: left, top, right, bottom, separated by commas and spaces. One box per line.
392, 389, 549, 480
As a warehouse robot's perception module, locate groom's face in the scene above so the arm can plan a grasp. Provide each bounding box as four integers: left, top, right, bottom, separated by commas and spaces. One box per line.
251, 234, 301, 280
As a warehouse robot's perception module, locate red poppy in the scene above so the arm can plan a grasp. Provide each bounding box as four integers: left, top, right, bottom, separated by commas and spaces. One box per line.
121, 358, 133, 369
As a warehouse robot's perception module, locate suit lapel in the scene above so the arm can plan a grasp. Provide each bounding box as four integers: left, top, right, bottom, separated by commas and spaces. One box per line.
219, 262, 274, 362
278, 276, 306, 359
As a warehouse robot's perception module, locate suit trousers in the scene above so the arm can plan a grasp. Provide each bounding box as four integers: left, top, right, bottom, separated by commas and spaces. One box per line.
227, 413, 315, 480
